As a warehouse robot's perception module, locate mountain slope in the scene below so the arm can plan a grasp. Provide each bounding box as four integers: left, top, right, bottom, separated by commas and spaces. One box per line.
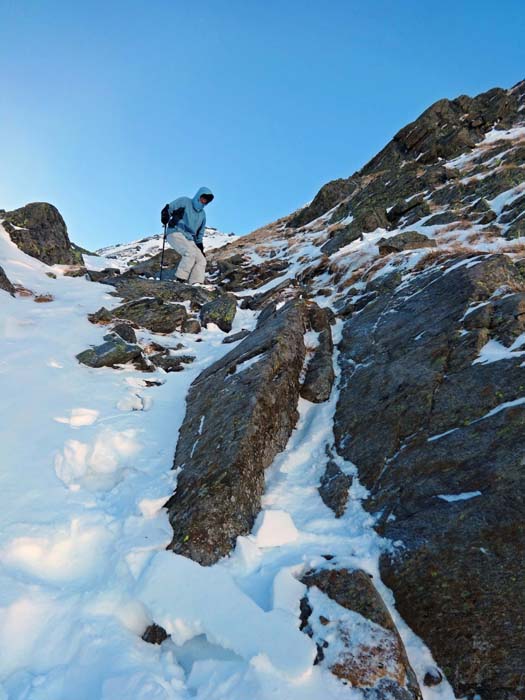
1, 79, 524, 700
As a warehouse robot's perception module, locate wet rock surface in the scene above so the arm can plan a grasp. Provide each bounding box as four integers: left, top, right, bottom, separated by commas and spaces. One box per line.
300, 568, 422, 699
334, 253, 525, 700
165, 299, 308, 565
3, 202, 80, 265
318, 453, 352, 518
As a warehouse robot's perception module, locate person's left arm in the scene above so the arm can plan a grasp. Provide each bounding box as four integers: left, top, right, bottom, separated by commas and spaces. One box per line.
195, 214, 207, 253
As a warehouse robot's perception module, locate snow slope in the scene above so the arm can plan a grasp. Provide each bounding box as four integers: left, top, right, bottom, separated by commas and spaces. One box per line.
0, 216, 459, 699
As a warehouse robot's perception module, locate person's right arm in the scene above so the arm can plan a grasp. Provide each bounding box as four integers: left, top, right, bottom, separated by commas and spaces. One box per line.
168, 197, 187, 214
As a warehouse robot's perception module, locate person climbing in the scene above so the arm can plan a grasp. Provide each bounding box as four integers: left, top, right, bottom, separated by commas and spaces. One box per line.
162, 187, 214, 284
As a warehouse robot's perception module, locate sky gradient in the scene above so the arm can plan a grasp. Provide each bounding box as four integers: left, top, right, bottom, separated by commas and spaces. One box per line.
1, 0, 524, 250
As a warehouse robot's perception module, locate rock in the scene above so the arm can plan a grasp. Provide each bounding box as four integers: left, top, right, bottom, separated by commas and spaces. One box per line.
63, 266, 87, 277
377, 231, 436, 255
110, 322, 137, 344
88, 307, 114, 324
76, 336, 143, 368
112, 298, 187, 334
149, 353, 195, 372
222, 329, 251, 344
318, 452, 352, 517
86, 268, 120, 282
103, 276, 216, 309
165, 299, 308, 565
301, 327, 334, 403
3, 202, 80, 265
287, 177, 358, 228
181, 318, 202, 334
0, 265, 15, 296
334, 254, 525, 700
199, 293, 237, 332
141, 623, 169, 645
300, 569, 422, 699
423, 669, 443, 687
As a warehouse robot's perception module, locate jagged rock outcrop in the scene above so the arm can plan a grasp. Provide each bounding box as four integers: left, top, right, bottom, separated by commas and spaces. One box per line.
334, 253, 525, 700
165, 299, 309, 565
2, 202, 80, 265
0, 265, 15, 296
377, 231, 436, 255
288, 80, 525, 254
300, 568, 422, 699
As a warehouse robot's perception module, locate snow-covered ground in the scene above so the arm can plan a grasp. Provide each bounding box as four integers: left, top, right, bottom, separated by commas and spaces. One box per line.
92, 229, 236, 271
0, 219, 458, 699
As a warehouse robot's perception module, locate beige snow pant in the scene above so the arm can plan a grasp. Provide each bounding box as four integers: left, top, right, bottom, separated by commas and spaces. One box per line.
166, 231, 206, 284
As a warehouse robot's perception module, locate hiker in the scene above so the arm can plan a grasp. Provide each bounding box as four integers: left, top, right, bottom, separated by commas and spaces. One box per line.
163, 187, 214, 284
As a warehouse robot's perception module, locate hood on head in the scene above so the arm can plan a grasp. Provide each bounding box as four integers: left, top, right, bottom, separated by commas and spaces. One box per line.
192, 187, 214, 211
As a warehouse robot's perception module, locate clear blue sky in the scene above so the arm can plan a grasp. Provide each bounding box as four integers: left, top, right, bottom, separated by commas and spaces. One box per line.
1, 0, 523, 250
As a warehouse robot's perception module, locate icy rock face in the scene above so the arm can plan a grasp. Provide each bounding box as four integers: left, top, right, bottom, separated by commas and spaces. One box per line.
2, 202, 80, 265
300, 307, 335, 403
300, 569, 422, 699
0, 265, 15, 296
334, 254, 525, 699
165, 299, 308, 565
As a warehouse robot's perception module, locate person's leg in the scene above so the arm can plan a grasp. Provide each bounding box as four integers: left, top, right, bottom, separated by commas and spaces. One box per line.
188, 248, 207, 284
166, 232, 198, 281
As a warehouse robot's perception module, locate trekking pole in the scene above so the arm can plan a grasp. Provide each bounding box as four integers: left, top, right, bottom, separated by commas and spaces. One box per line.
159, 223, 167, 281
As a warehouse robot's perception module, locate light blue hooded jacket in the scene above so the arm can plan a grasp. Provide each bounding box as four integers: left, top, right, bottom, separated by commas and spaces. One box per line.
167, 186, 214, 244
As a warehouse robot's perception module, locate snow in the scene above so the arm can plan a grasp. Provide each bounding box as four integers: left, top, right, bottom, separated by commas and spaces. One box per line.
473, 338, 525, 364
437, 492, 482, 503
252, 510, 299, 547
0, 221, 456, 700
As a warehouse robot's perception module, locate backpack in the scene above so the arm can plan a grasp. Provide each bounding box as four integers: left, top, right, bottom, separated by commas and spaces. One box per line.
161, 204, 185, 228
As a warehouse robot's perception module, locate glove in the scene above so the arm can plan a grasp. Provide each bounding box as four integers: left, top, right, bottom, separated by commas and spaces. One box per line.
196, 242, 205, 256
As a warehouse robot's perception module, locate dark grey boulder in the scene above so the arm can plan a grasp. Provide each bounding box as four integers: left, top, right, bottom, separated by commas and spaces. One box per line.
300, 568, 422, 699
318, 453, 352, 518
377, 231, 436, 255
165, 299, 308, 565
76, 336, 143, 368
199, 293, 237, 332
110, 322, 137, 344
0, 265, 15, 296
334, 253, 525, 700
3, 202, 80, 265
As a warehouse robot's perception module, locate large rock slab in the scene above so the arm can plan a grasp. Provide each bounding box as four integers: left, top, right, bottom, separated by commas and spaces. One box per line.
334, 253, 525, 700
165, 299, 308, 565
3, 202, 79, 265
300, 568, 422, 699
